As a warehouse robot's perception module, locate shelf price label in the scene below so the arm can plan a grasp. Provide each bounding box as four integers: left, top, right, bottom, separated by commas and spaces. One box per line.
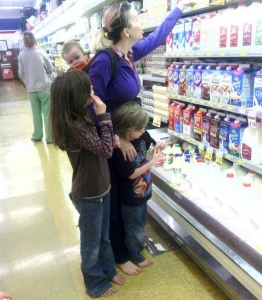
191, 98, 196, 103
248, 110, 257, 128
219, 51, 226, 57
204, 146, 213, 163
200, 100, 206, 105
153, 115, 161, 127
216, 150, 223, 167
198, 142, 205, 157
227, 105, 235, 111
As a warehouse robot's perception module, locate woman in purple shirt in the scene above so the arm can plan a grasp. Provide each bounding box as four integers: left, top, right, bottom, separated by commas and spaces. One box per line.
88, 0, 196, 276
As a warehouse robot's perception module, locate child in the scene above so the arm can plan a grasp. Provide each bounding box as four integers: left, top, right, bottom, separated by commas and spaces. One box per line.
112, 102, 166, 268
61, 41, 91, 71
49, 70, 124, 298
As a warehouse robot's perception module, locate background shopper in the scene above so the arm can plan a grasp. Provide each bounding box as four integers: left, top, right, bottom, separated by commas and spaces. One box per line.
88, 0, 196, 275
18, 31, 54, 144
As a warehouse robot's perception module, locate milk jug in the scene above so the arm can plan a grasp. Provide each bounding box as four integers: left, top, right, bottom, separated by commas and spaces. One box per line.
219, 5, 235, 50
241, 121, 262, 164
163, 144, 173, 170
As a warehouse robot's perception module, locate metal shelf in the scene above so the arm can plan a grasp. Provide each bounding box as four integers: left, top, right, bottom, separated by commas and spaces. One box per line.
141, 74, 167, 83
167, 93, 262, 118
167, 128, 262, 175
165, 50, 262, 58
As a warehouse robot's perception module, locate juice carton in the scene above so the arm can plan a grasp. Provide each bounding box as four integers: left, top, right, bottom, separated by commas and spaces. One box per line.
201, 65, 215, 100
193, 65, 203, 99
172, 23, 179, 52
177, 20, 185, 52
168, 102, 178, 130
210, 112, 225, 149
230, 66, 255, 108
202, 110, 216, 146
179, 65, 188, 96
210, 66, 223, 103
192, 16, 201, 51
186, 65, 195, 98
167, 63, 175, 92
166, 31, 173, 53
253, 69, 262, 110
219, 115, 235, 153
173, 64, 182, 96
184, 18, 193, 51
183, 104, 197, 137
228, 119, 248, 158
200, 12, 216, 51
174, 103, 186, 133
220, 65, 238, 104
194, 108, 207, 142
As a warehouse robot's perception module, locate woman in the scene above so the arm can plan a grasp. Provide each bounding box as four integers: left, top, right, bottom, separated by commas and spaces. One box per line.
88, 0, 196, 276
18, 31, 54, 144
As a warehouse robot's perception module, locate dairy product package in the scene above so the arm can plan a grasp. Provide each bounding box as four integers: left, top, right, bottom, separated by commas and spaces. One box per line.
174, 103, 186, 133
186, 65, 195, 97
228, 119, 248, 157
193, 65, 203, 99
194, 108, 207, 141
179, 65, 188, 96
219, 115, 235, 153
230, 66, 255, 108
210, 112, 225, 149
183, 104, 197, 137
202, 110, 216, 146
184, 18, 193, 51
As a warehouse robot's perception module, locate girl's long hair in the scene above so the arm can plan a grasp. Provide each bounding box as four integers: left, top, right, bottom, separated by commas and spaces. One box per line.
50, 70, 92, 150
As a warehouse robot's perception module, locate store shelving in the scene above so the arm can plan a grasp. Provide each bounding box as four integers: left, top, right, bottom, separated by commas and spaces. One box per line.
167, 93, 262, 118
165, 50, 262, 58
167, 128, 262, 175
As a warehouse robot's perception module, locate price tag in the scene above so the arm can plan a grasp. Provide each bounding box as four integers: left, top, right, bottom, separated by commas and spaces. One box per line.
225, 153, 232, 160
153, 115, 161, 127
240, 50, 246, 57
177, 95, 182, 100
180, 133, 184, 139
227, 105, 234, 111
198, 142, 205, 157
237, 158, 245, 166
248, 110, 257, 128
189, 52, 194, 57
217, 103, 224, 109
216, 150, 223, 167
198, 52, 203, 57
209, 102, 215, 107
186, 97, 190, 101
191, 98, 196, 103
207, 51, 213, 57
205, 146, 213, 162
219, 51, 226, 57
200, 100, 205, 105
186, 136, 191, 142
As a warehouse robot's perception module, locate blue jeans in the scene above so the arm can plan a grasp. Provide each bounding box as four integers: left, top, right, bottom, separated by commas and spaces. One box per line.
121, 203, 147, 264
70, 193, 116, 298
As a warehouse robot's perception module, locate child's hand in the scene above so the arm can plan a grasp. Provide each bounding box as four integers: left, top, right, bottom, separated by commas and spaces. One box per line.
156, 140, 167, 151
151, 146, 162, 164
113, 135, 120, 148
91, 95, 106, 115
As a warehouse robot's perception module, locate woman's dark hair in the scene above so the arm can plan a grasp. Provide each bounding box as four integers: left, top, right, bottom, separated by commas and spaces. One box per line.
92, 1, 132, 52
50, 70, 92, 150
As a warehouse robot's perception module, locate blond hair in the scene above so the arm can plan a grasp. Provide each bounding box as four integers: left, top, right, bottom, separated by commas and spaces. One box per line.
61, 41, 85, 57
23, 31, 37, 48
92, 1, 132, 52
113, 102, 149, 139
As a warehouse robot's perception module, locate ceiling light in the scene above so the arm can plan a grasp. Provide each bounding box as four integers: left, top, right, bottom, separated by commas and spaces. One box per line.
0, 6, 23, 10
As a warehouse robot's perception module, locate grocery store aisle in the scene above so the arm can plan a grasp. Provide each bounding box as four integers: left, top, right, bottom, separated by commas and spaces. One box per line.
0, 79, 229, 300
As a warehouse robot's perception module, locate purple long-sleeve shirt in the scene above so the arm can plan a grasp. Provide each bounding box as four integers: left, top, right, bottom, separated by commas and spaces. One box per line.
88, 7, 183, 114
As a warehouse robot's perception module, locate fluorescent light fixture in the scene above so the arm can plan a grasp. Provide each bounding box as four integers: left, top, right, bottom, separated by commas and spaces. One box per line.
0, 6, 23, 10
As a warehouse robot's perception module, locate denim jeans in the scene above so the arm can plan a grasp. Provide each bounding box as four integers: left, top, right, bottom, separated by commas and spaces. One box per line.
121, 203, 147, 264
70, 193, 116, 298
29, 90, 52, 142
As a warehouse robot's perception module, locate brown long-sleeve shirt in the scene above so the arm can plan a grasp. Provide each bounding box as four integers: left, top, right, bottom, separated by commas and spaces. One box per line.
66, 113, 113, 200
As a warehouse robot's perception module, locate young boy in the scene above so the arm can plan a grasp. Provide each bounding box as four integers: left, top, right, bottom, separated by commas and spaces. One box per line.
61, 41, 91, 71
112, 102, 166, 267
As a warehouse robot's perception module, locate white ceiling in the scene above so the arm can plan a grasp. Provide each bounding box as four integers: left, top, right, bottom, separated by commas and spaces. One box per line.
0, 0, 40, 19
0, 0, 37, 7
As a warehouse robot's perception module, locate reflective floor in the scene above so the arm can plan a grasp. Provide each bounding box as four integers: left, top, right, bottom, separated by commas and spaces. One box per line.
0, 80, 229, 300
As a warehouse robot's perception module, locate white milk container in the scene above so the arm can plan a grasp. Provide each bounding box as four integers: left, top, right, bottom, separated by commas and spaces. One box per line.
163, 144, 173, 170
172, 154, 182, 185
243, 0, 261, 50
229, 2, 247, 51
241, 121, 262, 164
219, 5, 235, 50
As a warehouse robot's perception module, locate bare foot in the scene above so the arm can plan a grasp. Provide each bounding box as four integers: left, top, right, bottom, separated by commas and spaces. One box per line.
137, 259, 153, 267
116, 261, 142, 275
102, 287, 116, 297
111, 273, 125, 285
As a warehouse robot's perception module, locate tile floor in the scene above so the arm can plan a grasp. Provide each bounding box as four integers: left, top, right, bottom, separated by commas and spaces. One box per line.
0, 79, 229, 300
